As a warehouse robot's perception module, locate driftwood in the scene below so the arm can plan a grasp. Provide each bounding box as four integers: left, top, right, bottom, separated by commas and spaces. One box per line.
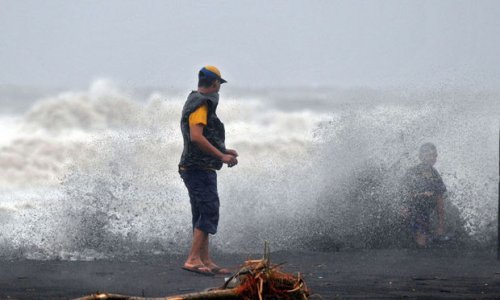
75, 243, 310, 300
75, 289, 239, 300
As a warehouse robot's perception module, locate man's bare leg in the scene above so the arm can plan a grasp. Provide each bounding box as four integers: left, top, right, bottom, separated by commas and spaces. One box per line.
200, 232, 230, 274
184, 228, 210, 271
200, 233, 212, 266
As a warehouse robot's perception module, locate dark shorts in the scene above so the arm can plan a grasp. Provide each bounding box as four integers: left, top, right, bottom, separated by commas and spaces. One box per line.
180, 169, 220, 235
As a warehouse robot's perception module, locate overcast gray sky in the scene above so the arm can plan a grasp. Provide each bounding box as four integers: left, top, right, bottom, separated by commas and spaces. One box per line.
1, 0, 499, 88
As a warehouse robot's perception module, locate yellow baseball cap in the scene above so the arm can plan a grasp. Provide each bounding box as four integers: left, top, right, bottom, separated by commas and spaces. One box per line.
199, 65, 227, 83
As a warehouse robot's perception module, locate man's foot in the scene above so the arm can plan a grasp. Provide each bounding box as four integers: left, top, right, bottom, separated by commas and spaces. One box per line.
182, 264, 214, 276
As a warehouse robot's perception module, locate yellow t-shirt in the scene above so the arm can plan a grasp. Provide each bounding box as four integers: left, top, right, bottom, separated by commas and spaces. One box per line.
188, 104, 208, 126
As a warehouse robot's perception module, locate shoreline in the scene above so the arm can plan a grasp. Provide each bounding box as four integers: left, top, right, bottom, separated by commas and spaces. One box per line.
1, 249, 499, 299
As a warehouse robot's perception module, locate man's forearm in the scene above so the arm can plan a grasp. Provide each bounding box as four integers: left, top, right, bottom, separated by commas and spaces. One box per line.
191, 135, 224, 160
436, 196, 445, 227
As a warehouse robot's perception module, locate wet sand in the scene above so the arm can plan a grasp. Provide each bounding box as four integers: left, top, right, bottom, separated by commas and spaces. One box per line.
1, 249, 499, 299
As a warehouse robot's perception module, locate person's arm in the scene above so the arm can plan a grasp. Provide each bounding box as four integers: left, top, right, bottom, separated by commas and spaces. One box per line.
434, 169, 446, 235
190, 124, 237, 167
436, 195, 445, 235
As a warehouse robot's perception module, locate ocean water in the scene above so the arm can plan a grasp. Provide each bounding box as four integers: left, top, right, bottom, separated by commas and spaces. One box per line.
0, 80, 498, 260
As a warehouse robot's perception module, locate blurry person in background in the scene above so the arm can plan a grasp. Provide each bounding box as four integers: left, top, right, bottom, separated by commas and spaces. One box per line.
178, 66, 238, 276
401, 143, 446, 247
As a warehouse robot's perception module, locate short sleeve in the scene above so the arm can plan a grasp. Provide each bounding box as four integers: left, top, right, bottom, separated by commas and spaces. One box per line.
188, 104, 208, 126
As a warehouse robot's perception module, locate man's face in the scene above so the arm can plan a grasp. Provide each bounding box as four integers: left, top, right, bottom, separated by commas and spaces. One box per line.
204, 80, 221, 93
213, 80, 221, 93
420, 150, 437, 166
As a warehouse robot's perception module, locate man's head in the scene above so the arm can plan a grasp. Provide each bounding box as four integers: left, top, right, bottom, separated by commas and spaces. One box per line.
197, 65, 227, 93
418, 142, 438, 166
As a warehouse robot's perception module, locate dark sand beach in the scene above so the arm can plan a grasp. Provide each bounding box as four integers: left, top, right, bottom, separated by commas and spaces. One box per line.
1, 248, 499, 299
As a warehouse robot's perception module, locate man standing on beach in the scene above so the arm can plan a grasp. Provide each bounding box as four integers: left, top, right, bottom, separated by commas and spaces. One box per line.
402, 143, 446, 247
178, 66, 238, 276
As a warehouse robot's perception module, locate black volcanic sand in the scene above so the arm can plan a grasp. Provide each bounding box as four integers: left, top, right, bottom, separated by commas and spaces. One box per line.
1, 249, 499, 299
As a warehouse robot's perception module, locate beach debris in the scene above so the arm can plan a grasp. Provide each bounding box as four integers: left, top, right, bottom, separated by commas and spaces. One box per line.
74, 242, 310, 300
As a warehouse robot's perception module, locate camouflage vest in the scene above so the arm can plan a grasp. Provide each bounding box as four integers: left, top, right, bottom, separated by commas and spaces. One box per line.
179, 91, 226, 170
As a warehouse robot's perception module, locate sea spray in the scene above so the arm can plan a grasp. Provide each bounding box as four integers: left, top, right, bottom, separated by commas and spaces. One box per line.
0, 81, 497, 259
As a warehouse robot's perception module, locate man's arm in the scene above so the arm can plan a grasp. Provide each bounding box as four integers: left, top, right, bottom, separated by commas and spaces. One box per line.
436, 195, 445, 235
190, 124, 237, 167
434, 169, 446, 235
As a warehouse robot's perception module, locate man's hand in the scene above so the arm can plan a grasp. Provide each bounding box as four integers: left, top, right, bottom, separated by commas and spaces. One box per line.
225, 149, 238, 157
221, 154, 238, 168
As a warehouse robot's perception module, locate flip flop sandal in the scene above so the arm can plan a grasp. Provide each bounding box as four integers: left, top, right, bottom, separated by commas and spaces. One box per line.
182, 265, 215, 276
